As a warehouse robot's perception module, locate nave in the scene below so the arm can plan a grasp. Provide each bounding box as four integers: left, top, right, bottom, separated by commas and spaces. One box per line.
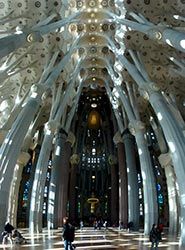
0, 228, 184, 250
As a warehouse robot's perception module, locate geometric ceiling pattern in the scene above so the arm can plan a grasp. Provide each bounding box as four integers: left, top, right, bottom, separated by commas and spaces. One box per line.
0, 0, 185, 129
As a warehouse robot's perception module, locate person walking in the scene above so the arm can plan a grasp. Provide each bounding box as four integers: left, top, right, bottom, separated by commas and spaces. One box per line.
149, 224, 162, 249
62, 217, 76, 250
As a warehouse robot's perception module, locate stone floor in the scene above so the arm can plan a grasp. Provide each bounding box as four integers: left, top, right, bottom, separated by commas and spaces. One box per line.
0, 227, 185, 249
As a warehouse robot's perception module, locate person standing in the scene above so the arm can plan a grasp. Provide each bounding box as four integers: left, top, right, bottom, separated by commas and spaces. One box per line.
62, 217, 75, 250
103, 220, 108, 230
80, 220, 83, 231
149, 224, 162, 249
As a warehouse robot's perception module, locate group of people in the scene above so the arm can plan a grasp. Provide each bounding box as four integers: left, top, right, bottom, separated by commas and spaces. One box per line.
92, 219, 109, 230
119, 221, 134, 231
0, 219, 163, 249
62, 218, 163, 250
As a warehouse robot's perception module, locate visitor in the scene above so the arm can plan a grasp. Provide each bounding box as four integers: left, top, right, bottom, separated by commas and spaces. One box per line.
1, 222, 14, 244
80, 220, 83, 231
119, 221, 124, 230
103, 220, 108, 230
97, 220, 102, 230
149, 224, 162, 249
12, 229, 27, 244
93, 220, 98, 230
127, 221, 134, 232
62, 217, 76, 250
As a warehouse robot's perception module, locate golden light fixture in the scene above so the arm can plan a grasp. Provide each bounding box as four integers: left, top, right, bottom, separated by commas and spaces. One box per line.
87, 196, 99, 213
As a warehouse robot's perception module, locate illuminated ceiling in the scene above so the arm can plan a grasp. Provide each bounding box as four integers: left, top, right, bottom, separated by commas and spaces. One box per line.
0, 0, 185, 128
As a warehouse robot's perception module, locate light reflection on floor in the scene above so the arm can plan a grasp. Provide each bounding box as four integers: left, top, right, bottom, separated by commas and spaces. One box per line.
0, 227, 185, 249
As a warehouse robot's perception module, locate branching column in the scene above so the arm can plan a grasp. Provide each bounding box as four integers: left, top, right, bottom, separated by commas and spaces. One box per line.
149, 91, 185, 245
115, 46, 185, 242
0, 86, 42, 233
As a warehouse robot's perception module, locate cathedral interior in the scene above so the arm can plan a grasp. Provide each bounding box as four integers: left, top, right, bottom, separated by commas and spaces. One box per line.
0, 0, 185, 249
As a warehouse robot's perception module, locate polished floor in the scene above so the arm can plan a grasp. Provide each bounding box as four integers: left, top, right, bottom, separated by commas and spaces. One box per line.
0, 227, 185, 249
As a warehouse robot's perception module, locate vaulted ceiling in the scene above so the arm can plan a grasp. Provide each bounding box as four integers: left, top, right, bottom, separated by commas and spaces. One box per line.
0, 0, 185, 130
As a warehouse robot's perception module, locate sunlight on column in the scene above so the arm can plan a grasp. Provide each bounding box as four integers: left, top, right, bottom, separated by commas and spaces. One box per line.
166, 39, 173, 47
30, 92, 38, 98
144, 203, 148, 213
138, 148, 142, 155
168, 141, 176, 153
55, 146, 61, 156
157, 112, 163, 121
180, 40, 185, 49
141, 171, 146, 180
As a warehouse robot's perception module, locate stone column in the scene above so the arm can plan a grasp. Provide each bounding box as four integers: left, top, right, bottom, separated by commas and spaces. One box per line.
122, 130, 140, 230
69, 153, 79, 223
29, 120, 58, 233
47, 129, 67, 229
27, 144, 41, 227
57, 132, 74, 226
159, 153, 179, 235
7, 151, 30, 226
113, 131, 128, 228
0, 86, 43, 233
129, 121, 158, 234
149, 91, 185, 246
0, 12, 81, 59
116, 48, 185, 244
108, 155, 118, 226
0, 31, 41, 58
113, 17, 185, 53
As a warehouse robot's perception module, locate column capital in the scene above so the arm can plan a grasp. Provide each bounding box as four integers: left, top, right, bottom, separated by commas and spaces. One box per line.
113, 131, 123, 145
66, 131, 75, 147
139, 88, 149, 101
139, 83, 160, 100
17, 151, 31, 166
70, 154, 80, 165
158, 152, 172, 168
149, 82, 160, 92
45, 120, 60, 135
108, 155, 117, 165
30, 84, 46, 97
41, 90, 51, 103
128, 121, 145, 135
